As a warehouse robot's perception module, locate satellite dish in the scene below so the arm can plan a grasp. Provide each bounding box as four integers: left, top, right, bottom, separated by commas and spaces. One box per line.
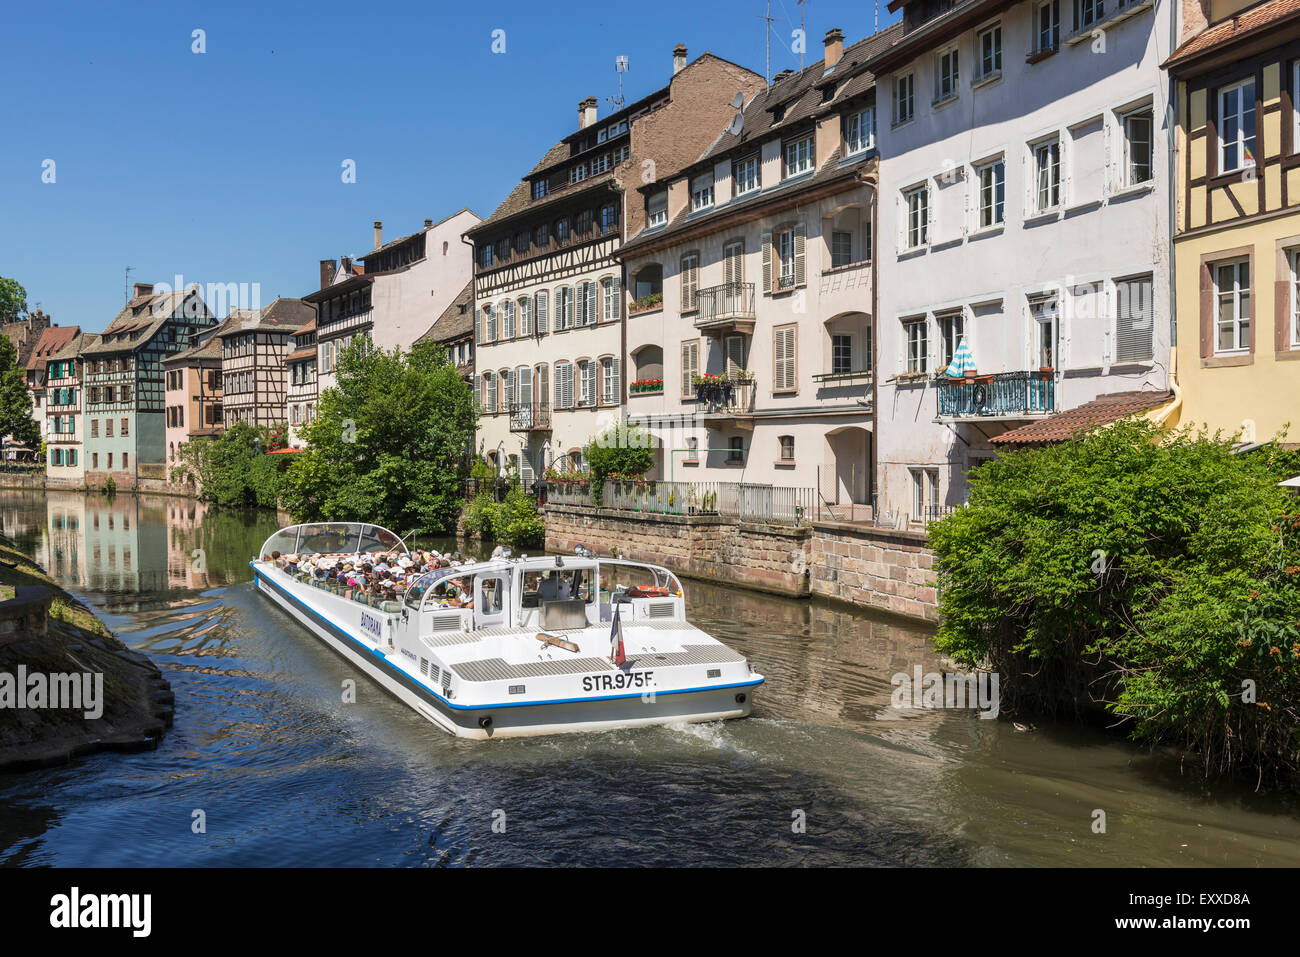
732, 91, 745, 109
727, 114, 744, 136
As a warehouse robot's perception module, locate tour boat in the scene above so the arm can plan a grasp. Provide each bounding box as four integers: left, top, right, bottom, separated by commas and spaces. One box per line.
250, 523, 763, 738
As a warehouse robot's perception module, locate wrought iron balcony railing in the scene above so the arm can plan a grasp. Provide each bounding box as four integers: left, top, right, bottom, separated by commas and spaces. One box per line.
936, 371, 1055, 418
509, 402, 552, 432
695, 377, 756, 416
693, 282, 756, 330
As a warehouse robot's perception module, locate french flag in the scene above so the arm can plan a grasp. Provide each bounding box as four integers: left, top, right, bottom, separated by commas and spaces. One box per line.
609, 603, 627, 667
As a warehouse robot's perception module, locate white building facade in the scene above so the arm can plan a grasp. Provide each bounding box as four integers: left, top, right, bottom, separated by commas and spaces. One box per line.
870, 0, 1173, 524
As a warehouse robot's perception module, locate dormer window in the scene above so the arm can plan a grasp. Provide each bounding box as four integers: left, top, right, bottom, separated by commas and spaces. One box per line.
647, 190, 668, 228
934, 47, 959, 103
532, 179, 548, 200
733, 154, 760, 195
570, 163, 588, 184
691, 173, 715, 211
783, 135, 814, 178
844, 107, 874, 155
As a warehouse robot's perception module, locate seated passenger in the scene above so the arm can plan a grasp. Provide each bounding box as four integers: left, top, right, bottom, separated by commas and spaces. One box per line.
537, 571, 571, 602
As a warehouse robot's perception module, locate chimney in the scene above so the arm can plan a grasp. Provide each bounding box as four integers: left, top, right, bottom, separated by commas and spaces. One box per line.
673, 44, 687, 75
424, 218, 433, 229
578, 97, 598, 130
373, 220, 383, 250
824, 28, 845, 69
773, 69, 794, 83
133, 282, 154, 300
319, 259, 334, 289
341, 256, 353, 277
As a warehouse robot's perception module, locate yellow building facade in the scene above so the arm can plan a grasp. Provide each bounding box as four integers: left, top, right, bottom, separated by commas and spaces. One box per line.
1166, 0, 1300, 443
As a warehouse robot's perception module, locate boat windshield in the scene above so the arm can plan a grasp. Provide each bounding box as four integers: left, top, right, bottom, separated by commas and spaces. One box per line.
406, 569, 472, 611
258, 522, 408, 561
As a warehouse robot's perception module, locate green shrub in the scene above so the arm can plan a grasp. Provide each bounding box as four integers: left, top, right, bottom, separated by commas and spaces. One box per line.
490, 485, 545, 548
928, 418, 1300, 784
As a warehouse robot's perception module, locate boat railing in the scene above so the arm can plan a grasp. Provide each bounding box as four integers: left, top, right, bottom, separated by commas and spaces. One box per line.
258, 522, 409, 561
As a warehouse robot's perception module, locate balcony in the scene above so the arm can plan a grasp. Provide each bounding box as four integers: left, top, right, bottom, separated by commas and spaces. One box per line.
693, 282, 756, 336
695, 375, 756, 428
509, 402, 552, 432
935, 371, 1055, 421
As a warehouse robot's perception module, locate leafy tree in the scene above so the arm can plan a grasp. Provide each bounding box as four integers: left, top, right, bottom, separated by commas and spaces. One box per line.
172, 421, 288, 508
0, 334, 39, 448
280, 339, 477, 535
0, 278, 27, 324
583, 420, 655, 504
928, 418, 1300, 783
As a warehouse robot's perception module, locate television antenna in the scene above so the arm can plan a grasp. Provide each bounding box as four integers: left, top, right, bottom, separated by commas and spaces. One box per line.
124, 266, 134, 303
759, 0, 776, 84
607, 55, 629, 110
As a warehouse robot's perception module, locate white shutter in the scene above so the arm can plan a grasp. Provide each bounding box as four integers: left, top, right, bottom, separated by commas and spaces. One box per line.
474, 306, 482, 345
565, 364, 576, 408
794, 223, 806, 287
610, 356, 619, 401
611, 275, 621, 320
1115, 276, 1153, 362
518, 366, 532, 407
521, 295, 532, 337
474, 374, 482, 410
586, 281, 598, 325
537, 291, 548, 334
681, 341, 698, 397
584, 361, 597, 403
761, 232, 773, 293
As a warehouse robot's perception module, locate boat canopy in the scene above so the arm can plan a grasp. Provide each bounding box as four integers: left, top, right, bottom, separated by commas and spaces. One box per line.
258, 522, 408, 561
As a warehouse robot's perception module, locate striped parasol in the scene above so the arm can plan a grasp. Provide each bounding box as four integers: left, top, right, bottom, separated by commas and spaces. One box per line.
945, 336, 976, 377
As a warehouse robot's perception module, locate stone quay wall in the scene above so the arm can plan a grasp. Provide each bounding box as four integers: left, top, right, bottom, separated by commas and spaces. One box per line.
544, 504, 939, 623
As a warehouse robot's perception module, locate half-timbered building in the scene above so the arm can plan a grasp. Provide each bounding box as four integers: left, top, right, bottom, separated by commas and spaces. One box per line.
44, 331, 91, 486
82, 283, 216, 488
163, 316, 231, 475
285, 318, 318, 447
1164, 0, 1300, 442
219, 298, 314, 429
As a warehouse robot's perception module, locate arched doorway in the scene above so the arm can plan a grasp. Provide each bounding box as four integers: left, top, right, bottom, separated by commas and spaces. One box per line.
823, 426, 872, 518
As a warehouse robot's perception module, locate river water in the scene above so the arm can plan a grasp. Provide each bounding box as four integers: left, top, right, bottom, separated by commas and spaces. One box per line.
0, 488, 1296, 867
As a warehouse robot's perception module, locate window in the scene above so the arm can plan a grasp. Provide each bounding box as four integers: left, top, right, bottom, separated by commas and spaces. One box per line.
647, 191, 668, 228
911, 468, 940, 522
601, 276, 620, 322
905, 185, 929, 249
728, 436, 745, 462
778, 435, 795, 462
600, 203, 619, 235
502, 299, 516, 339
773, 325, 797, 392
520, 296, 533, 337
844, 108, 874, 155
1036, 0, 1060, 53
121, 417, 129, 436
601, 356, 619, 404
569, 163, 588, 184
976, 159, 1005, 228
691, 174, 715, 211
831, 231, 854, 268
1122, 107, 1153, 187
581, 280, 598, 326
1075, 0, 1103, 31
555, 216, 570, 243
778, 230, 796, 288
681, 340, 699, 398
106, 418, 114, 438
484, 303, 497, 342
937, 311, 964, 368
1031, 293, 1060, 367
685, 437, 699, 462
534, 224, 549, 248
832, 334, 853, 375
1033, 137, 1062, 212
784, 135, 813, 178
503, 369, 515, 410
575, 209, 594, 235
681, 253, 700, 311
591, 152, 610, 175
894, 73, 915, 125
1115, 275, 1154, 362
1219, 78, 1256, 173
977, 25, 1002, 80
734, 154, 760, 195
1214, 260, 1251, 353
557, 286, 574, 329
577, 360, 597, 407
123, 453, 129, 469
1290, 248, 1300, 346
903, 318, 928, 373
532, 179, 548, 200
935, 47, 959, 102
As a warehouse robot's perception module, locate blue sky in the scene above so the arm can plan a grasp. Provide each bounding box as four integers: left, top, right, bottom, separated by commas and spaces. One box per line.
0, 0, 898, 332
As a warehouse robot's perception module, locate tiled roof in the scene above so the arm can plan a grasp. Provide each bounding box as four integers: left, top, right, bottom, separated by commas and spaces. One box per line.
217, 297, 315, 337
83, 288, 212, 355
26, 325, 80, 369
696, 24, 902, 166
283, 347, 316, 363
989, 390, 1175, 446
49, 331, 91, 362
418, 281, 474, 345
291, 317, 317, 337
468, 164, 617, 236
361, 208, 477, 262
1165, 0, 1300, 68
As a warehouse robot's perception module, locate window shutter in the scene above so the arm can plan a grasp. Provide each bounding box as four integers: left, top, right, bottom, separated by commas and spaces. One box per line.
774, 327, 796, 390
538, 364, 549, 406
794, 223, 806, 287
1116, 277, 1153, 362
611, 275, 621, 319
537, 291, 548, 334
725, 335, 745, 376
474, 306, 482, 345
1198, 263, 1213, 358
587, 281, 598, 325
1277, 279, 1292, 352
585, 361, 597, 402
1103, 120, 1113, 195
761, 232, 773, 293
518, 366, 531, 407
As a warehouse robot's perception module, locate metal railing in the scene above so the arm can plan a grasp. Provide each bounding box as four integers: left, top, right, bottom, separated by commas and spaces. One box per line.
923, 504, 962, 524
693, 282, 756, 329
509, 402, 552, 432
696, 378, 756, 416
936, 371, 1055, 418
546, 479, 817, 525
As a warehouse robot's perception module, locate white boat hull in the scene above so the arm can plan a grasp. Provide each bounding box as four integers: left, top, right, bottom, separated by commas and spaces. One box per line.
254, 565, 760, 739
